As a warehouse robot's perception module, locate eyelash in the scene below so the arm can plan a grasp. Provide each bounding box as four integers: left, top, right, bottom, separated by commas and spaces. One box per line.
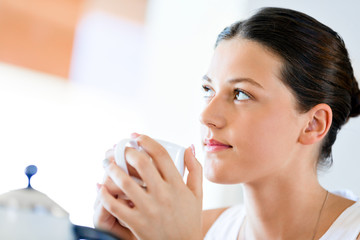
201, 85, 252, 101
234, 89, 251, 101
202, 85, 214, 98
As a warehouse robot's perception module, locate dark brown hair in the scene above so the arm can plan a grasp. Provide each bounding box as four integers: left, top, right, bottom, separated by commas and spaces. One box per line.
216, 7, 360, 168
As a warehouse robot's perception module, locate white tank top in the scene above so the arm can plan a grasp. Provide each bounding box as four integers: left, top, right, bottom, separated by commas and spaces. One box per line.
205, 201, 360, 240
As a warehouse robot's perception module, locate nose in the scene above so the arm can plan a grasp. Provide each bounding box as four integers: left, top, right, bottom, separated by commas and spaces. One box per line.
199, 95, 226, 129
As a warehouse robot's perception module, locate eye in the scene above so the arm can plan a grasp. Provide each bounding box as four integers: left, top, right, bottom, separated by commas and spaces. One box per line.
234, 89, 251, 101
202, 85, 215, 98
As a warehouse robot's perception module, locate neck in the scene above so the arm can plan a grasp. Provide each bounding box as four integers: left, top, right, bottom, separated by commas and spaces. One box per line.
241, 163, 327, 239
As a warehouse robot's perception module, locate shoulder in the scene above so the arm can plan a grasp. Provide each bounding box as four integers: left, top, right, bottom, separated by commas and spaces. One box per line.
320, 193, 360, 239
202, 205, 246, 238
202, 207, 229, 237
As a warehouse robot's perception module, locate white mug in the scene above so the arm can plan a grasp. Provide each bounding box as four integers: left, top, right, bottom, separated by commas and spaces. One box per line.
113, 138, 186, 182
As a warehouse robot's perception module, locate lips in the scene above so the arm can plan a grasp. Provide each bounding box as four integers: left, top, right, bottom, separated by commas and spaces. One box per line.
203, 138, 232, 152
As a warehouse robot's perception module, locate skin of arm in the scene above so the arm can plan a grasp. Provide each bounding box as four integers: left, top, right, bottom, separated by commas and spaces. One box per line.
201, 207, 229, 238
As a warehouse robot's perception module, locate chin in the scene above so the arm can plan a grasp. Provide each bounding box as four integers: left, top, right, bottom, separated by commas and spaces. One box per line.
204, 162, 242, 184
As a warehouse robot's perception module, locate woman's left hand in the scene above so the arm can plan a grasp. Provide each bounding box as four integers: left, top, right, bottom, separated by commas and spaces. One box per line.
99, 134, 203, 240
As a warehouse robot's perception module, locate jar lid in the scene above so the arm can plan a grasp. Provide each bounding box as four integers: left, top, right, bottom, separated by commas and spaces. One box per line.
0, 165, 68, 218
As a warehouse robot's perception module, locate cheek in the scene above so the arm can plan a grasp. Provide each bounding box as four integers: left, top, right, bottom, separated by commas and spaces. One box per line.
232, 107, 300, 166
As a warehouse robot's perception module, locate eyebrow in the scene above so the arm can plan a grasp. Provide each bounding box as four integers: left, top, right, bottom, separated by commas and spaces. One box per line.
202, 75, 264, 89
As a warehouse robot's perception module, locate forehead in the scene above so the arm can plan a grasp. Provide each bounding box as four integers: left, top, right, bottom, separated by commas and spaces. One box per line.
207, 38, 284, 89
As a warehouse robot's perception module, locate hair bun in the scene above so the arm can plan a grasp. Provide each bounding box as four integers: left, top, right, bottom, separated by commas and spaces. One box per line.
350, 89, 360, 118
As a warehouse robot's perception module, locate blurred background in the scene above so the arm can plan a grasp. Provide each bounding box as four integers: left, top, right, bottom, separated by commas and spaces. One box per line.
1, 0, 359, 227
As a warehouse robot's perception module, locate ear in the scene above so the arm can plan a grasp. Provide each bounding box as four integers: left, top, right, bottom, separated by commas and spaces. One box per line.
298, 104, 333, 145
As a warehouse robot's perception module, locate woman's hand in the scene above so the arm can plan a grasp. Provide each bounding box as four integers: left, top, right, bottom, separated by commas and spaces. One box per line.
93, 152, 138, 240
98, 134, 203, 240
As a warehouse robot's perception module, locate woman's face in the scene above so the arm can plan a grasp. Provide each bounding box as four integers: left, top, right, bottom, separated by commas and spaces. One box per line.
200, 38, 307, 184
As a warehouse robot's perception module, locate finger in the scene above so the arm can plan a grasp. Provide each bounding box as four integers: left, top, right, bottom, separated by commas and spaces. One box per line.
94, 198, 116, 229
103, 155, 146, 199
93, 199, 135, 239
95, 182, 134, 211
102, 176, 128, 199
95, 194, 130, 223
101, 223, 134, 240
131, 132, 140, 138
104, 159, 148, 207
93, 200, 113, 227
184, 146, 203, 199
136, 134, 183, 183
99, 185, 137, 228
125, 147, 163, 191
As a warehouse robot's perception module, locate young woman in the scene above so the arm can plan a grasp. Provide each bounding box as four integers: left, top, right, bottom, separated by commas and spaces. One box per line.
94, 7, 360, 240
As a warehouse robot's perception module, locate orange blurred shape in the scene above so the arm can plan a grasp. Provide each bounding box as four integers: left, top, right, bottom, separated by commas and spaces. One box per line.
0, 0, 85, 78
87, 0, 147, 24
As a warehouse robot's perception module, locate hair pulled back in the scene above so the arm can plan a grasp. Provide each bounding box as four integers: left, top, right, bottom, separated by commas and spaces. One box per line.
216, 7, 360, 168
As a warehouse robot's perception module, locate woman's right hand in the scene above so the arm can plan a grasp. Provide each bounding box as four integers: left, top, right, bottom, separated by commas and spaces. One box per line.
93, 150, 137, 240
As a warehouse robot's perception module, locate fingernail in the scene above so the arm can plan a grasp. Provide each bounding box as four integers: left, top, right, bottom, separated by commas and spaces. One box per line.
103, 158, 111, 168
190, 144, 196, 157
96, 183, 102, 192
131, 132, 140, 139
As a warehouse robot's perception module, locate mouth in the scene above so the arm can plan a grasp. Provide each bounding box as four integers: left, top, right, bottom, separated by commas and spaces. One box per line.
203, 138, 233, 152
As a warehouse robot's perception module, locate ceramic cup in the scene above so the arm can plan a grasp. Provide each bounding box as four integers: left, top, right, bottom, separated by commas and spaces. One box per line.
113, 138, 185, 182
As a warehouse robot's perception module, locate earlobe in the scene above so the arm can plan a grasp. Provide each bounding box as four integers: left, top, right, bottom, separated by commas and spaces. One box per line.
299, 104, 333, 145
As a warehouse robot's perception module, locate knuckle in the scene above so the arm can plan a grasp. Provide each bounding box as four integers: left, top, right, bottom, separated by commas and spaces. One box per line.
134, 154, 151, 171
152, 144, 169, 159
117, 176, 132, 190
137, 134, 150, 144
111, 172, 131, 190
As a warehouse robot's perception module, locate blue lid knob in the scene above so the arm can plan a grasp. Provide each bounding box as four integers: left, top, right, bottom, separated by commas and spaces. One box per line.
25, 165, 37, 189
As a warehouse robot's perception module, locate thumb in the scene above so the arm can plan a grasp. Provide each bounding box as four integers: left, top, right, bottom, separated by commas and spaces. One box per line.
184, 145, 203, 199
